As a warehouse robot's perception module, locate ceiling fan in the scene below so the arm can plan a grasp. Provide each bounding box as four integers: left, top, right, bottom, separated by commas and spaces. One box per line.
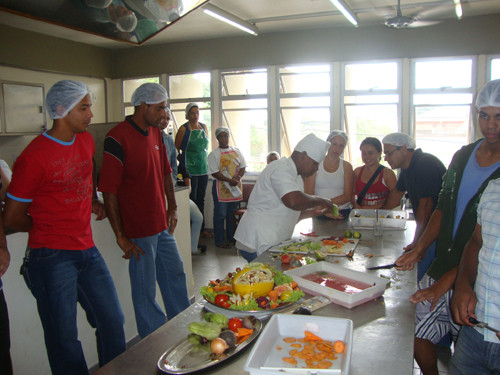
384, 0, 452, 29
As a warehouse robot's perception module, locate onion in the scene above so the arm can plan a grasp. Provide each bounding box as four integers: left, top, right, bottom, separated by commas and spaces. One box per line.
210, 337, 228, 355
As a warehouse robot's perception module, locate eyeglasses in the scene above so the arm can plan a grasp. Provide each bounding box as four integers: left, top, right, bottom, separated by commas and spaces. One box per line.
384, 146, 401, 157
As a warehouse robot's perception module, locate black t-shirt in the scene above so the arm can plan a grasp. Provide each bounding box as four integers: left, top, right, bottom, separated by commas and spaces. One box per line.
396, 149, 446, 215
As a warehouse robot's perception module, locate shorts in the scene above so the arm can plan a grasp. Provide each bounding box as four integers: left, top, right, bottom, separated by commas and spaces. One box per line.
415, 274, 460, 344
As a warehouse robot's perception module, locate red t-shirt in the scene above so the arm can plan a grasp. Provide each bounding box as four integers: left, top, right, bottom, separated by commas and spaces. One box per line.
7, 132, 95, 250
98, 118, 172, 238
354, 166, 390, 207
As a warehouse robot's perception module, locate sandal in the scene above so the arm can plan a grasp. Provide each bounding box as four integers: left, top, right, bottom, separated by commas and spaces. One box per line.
216, 243, 231, 249
200, 230, 214, 238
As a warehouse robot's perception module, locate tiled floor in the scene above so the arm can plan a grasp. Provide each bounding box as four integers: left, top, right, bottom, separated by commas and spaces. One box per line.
193, 236, 453, 375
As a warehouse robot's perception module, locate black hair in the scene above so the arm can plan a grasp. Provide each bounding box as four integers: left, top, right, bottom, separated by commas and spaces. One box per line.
360, 137, 382, 153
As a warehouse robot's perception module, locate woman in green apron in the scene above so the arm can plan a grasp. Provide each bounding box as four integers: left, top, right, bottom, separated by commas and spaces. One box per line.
175, 103, 211, 236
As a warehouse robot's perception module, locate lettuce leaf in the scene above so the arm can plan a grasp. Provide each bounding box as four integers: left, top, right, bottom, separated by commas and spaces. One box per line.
273, 270, 293, 286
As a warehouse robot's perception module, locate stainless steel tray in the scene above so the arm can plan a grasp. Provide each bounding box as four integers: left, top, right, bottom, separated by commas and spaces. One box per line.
158, 317, 263, 374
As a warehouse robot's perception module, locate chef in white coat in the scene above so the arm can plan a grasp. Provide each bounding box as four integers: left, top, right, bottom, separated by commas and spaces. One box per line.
234, 133, 336, 262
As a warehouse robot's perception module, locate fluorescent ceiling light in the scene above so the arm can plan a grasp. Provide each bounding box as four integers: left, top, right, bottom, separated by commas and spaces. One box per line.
329, 0, 358, 26
203, 4, 258, 36
454, 0, 463, 20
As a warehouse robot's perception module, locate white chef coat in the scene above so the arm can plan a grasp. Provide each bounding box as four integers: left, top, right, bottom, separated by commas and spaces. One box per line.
234, 157, 302, 255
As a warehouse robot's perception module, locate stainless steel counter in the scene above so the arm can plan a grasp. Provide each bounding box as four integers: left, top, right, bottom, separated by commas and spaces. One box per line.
94, 217, 417, 375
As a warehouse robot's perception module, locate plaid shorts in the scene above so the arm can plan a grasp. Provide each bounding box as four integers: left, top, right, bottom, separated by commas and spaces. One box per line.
415, 274, 460, 344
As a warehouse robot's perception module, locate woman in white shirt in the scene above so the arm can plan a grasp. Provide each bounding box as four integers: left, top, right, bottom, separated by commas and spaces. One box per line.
304, 130, 353, 219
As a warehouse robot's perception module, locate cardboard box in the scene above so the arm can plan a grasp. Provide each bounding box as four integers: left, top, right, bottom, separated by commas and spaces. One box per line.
245, 314, 353, 375
284, 262, 389, 309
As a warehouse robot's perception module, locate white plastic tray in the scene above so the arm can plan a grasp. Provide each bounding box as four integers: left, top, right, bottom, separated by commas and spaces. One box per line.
245, 314, 353, 375
284, 262, 389, 309
349, 209, 407, 230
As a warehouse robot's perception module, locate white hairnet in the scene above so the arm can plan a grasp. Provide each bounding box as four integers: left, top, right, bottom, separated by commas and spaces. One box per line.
476, 79, 500, 109
46, 80, 90, 120
131, 83, 168, 106
327, 130, 348, 143
294, 133, 330, 163
215, 127, 230, 137
185, 102, 199, 119
116, 12, 138, 32
382, 133, 416, 149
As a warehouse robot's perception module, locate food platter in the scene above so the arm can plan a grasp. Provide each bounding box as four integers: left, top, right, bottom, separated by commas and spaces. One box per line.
158, 317, 262, 374
203, 296, 300, 318
269, 238, 359, 257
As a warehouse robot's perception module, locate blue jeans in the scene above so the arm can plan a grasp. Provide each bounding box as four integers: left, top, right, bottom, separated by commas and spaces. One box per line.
23, 246, 126, 375
189, 199, 203, 253
451, 325, 500, 374
130, 230, 190, 338
190, 175, 208, 230
212, 182, 239, 246
239, 249, 258, 263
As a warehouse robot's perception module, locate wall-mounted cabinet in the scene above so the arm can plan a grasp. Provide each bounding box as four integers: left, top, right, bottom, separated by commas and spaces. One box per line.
1, 82, 46, 134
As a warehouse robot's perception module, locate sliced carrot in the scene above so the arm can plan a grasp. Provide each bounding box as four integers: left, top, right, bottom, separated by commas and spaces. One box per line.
276, 346, 282, 350
283, 337, 296, 343
282, 357, 298, 366
333, 340, 345, 354
236, 334, 252, 345
213, 284, 232, 292
304, 331, 323, 341
290, 343, 302, 348
291, 281, 298, 289
236, 327, 254, 337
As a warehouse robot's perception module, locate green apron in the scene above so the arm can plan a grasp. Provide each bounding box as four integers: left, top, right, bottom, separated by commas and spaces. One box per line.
186, 129, 209, 175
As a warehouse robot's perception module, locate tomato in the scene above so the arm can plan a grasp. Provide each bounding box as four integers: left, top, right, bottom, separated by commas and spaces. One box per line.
214, 294, 230, 308
228, 318, 243, 332
281, 254, 291, 264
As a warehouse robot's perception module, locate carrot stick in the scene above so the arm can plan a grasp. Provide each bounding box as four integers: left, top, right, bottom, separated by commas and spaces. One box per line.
304, 331, 323, 341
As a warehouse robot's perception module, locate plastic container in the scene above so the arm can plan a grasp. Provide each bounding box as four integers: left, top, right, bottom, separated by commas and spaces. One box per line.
244, 314, 353, 375
349, 209, 407, 230
284, 262, 389, 309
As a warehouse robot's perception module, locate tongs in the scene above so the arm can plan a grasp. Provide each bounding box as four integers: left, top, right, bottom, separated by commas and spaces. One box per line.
366, 263, 397, 270
469, 317, 500, 333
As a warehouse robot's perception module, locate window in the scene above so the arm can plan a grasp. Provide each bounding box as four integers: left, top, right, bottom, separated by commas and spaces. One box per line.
168, 73, 211, 139
412, 58, 473, 166
279, 65, 331, 158
123, 77, 160, 116
344, 62, 400, 166
491, 57, 500, 80
221, 69, 268, 172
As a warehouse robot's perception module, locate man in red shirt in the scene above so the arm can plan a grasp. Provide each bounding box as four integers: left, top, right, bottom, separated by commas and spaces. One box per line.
4, 80, 126, 375
98, 83, 190, 338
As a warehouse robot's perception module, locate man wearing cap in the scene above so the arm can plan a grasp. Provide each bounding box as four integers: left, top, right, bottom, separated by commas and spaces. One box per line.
4, 80, 126, 374
99, 82, 190, 338
234, 133, 337, 262
381, 132, 446, 281
394, 79, 500, 375
207, 127, 246, 248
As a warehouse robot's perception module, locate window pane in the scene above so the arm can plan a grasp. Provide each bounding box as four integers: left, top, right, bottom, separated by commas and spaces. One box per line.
492, 58, 500, 80
280, 96, 330, 107
344, 95, 399, 104
345, 104, 398, 166
222, 99, 267, 110
222, 109, 268, 172
222, 70, 267, 96
414, 105, 470, 167
123, 77, 159, 103
414, 94, 473, 105
170, 102, 211, 143
415, 59, 472, 89
280, 107, 330, 158
279, 65, 330, 94
345, 63, 397, 90
169, 73, 211, 99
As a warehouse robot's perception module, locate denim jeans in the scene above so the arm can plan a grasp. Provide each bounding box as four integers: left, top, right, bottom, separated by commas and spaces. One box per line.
451, 325, 500, 375
190, 174, 208, 230
212, 182, 239, 246
130, 230, 190, 338
189, 199, 203, 253
239, 249, 258, 263
23, 246, 126, 375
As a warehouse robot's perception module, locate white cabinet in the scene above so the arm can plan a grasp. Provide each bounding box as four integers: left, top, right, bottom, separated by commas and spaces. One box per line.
1, 82, 46, 134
